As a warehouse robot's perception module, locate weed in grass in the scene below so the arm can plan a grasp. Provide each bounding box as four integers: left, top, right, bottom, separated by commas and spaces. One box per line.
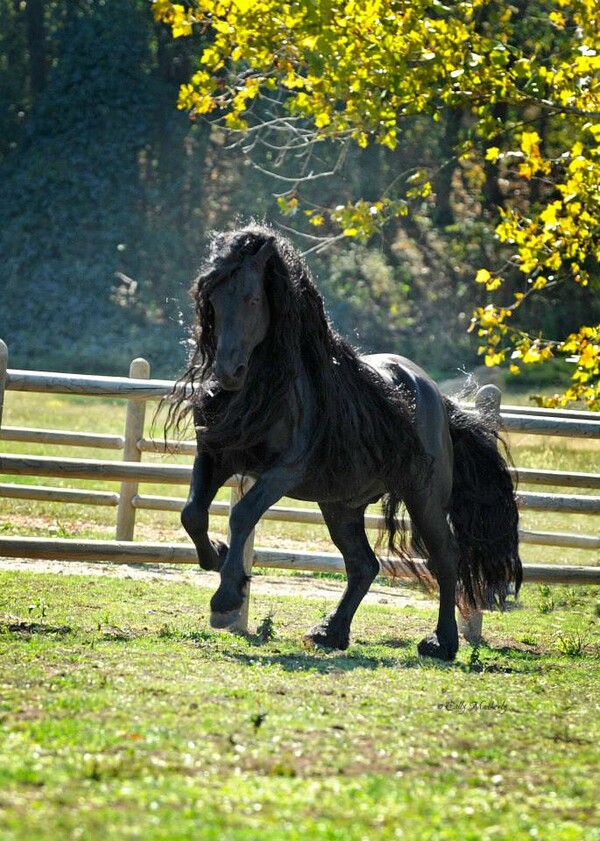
519, 635, 538, 647
537, 584, 555, 614
466, 644, 484, 672
53, 520, 72, 538
158, 622, 177, 638
554, 621, 596, 656
256, 612, 277, 643
27, 600, 48, 619
250, 712, 268, 731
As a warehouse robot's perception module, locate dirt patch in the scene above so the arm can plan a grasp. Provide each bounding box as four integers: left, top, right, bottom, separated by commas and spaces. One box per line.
0, 556, 431, 607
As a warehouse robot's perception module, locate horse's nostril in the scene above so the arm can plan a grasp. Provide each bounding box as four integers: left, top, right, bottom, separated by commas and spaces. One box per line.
233, 364, 247, 381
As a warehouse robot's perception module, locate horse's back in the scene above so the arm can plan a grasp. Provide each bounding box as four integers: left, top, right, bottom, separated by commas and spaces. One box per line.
362, 354, 453, 490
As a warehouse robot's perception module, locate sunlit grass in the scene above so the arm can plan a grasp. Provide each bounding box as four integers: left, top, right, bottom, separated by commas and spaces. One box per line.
0, 571, 599, 841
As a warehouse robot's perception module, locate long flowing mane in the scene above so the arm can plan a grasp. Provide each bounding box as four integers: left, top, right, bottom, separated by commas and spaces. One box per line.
167, 224, 428, 499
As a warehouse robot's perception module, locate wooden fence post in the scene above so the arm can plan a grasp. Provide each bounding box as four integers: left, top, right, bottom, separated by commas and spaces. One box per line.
458, 383, 503, 645
228, 476, 256, 634
0, 339, 7, 431
116, 358, 150, 541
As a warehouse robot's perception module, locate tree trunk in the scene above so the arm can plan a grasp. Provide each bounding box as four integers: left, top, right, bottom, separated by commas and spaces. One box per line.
25, 0, 46, 96
433, 107, 463, 227
482, 103, 508, 212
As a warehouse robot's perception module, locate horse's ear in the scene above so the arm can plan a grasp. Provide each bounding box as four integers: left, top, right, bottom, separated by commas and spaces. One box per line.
252, 236, 277, 270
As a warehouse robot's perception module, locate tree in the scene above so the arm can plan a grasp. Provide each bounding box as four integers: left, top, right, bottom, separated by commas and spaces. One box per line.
153, 0, 600, 407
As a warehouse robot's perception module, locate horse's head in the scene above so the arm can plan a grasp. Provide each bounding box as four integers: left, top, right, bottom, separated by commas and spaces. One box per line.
208, 237, 276, 391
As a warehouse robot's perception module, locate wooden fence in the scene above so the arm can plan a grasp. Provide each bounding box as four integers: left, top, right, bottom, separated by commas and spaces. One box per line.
1, 337, 599, 640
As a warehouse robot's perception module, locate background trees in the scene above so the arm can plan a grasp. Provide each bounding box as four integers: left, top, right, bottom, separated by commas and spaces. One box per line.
1, 0, 598, 405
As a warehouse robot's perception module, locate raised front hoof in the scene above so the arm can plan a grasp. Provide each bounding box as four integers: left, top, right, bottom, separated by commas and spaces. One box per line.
417, 633, 457, 662
210, 608, 242, 629
302, 624, 349, 652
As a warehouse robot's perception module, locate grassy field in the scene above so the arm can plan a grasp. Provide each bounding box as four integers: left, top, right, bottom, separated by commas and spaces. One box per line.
0, 391, 599, 838
0, 570, 599, 841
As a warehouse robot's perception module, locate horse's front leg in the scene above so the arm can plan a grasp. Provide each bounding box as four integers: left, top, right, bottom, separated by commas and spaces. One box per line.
210, 467, 299, 628
181, 451, 232, 572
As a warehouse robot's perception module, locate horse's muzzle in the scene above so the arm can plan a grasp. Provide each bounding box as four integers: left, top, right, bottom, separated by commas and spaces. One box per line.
213, 362, 248, 391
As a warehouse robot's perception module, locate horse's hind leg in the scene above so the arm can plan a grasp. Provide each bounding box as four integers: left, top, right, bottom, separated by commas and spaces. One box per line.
406, 491, 459, 661
304, 502, 379, 651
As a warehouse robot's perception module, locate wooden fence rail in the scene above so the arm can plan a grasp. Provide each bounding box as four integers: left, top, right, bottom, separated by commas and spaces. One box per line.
0, 338, 599, 641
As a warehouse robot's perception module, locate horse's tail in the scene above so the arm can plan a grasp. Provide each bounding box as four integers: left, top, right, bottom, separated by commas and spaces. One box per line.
444, 397, 522, 611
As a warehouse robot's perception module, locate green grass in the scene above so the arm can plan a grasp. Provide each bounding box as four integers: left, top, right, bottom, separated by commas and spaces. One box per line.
0, 571, 599, 840
1, 391, 600, 838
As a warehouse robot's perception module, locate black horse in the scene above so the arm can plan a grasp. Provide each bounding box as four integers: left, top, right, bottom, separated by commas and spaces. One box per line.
168, 224, 522, 661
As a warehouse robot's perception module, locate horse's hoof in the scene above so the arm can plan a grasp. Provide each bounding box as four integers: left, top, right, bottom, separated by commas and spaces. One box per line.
210, 609, 241, 629
302, 624, 349, 651
417, 634, 457, 662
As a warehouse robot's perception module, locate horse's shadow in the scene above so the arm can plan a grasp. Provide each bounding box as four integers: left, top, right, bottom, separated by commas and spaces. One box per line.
221, 634, 449, 673
222, 649, 414, 673
220, 632, 544, 674
0, 621, 73, 638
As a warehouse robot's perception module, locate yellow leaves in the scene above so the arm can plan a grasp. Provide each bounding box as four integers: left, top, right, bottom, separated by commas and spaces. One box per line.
545, 252, 562, 271
540, 201, 561, 228
549, 11, 566, 29
522, 344, 550, 364
314, 111, 331, 129
475, 268, 491, 285
484, 350, 505, 368
151, 0, 175, 22
580, 343, 599, 370
277, 195, 299, 216
327, 198, 408, 241
171, 3, 194, 37
224, 112, 249, 130
518, 131, 551, 180
485, 146, 501, 163
520, 131, 540, 157
152, 2, 197, 36
587, 123, 600, 142
232, 0, 254, 12
301, 35, 319, 51
560, 327, 600, 375
472, 304, 510, 330
200, 46, 224, 70
475, 268, 502, 290
567, 327, 600, 395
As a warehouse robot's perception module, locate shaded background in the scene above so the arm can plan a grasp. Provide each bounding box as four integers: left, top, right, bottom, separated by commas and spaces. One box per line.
1, 0, 597, 383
